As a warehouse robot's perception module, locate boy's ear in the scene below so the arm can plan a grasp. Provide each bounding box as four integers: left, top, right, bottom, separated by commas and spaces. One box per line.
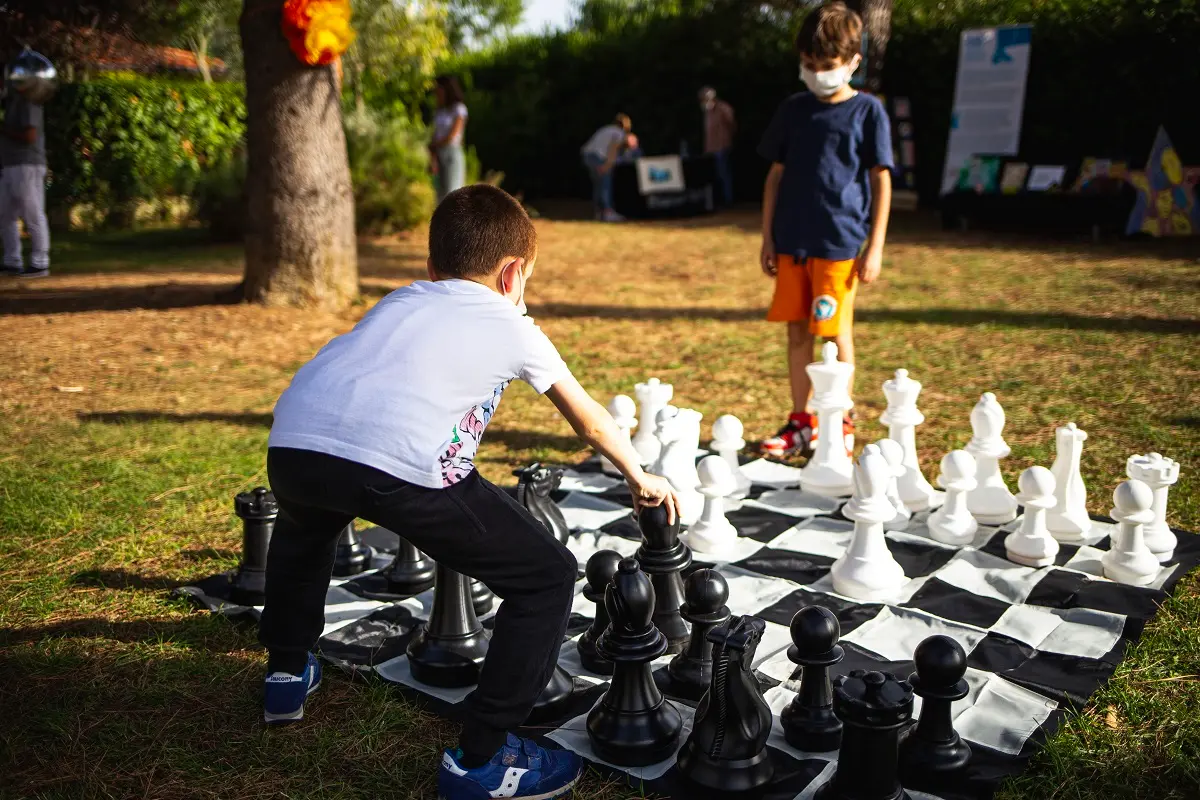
500, 257, 525, 291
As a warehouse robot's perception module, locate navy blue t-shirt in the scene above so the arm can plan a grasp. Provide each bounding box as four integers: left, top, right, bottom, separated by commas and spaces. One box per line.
758, 91, 893, 261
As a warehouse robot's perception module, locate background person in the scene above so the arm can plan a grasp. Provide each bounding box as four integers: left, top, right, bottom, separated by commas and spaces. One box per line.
580, 113, 632, 222
700, 86, 736, 207
0, 68, 50, 278
430, 75, 469, 202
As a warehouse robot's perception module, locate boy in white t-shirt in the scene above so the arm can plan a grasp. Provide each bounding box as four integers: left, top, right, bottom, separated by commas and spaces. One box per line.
260, 185, 677, 800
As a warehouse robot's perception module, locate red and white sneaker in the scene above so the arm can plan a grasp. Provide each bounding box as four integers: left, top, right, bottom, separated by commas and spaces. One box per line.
841, 415, 856, 457
761, 412, 818, 458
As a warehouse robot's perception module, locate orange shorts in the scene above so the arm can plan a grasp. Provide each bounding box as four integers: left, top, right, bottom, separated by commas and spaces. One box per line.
766, 254, 858, 336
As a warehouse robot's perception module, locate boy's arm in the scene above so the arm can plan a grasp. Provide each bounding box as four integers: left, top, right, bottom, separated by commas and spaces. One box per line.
760, 163, 784, 276
545, 377, 679, 523
857, 166, 891, 284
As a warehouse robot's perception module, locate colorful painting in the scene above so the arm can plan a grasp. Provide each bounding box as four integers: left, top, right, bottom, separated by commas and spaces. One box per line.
1125, 127, 1198, 237
956, 155, 1002, 193
1000, 162, 1029, 193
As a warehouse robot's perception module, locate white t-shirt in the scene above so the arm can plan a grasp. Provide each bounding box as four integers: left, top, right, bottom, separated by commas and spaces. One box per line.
582, 124, 625, 159
432, 102, 468, 146
268, 279, 572, 488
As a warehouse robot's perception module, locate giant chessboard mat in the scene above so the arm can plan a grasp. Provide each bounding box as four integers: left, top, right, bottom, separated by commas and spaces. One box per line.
180, 456, 1200, 800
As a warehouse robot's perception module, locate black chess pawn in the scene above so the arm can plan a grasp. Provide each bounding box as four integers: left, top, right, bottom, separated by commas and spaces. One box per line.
816, 670, 914, 800
577, 550, 623, 675
677, 615, 775, 791
231, 487, 277, 605
514, 463, 570, 544
780, 605, 845, 752
635, 503, 692, 655
406, 564, 490, 687
332, 524, 372, 577
586, 558, 683, 767
899, 635, 971, 786
385, 536, 435, 596
667, 569, 730, 699
470, 579, 495, 616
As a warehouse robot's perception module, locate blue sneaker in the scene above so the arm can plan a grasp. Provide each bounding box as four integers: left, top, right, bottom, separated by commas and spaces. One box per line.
438, 734, 582, 800
263, 653, 322, 724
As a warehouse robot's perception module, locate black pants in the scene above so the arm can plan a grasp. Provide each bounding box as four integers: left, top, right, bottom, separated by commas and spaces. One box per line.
259, 447, 578, 759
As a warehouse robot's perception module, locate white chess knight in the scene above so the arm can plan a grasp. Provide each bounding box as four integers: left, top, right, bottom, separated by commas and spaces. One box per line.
1126, 453, 1180, 563
651, 405, 705, 526
680, 456, 739, 556
1047, 422, 1091, 542
831, 444, 907, 600
927, 450, 979, 546
600, 395, 638, 476
874, 438, 911, 530
964, 393, 1018, 525
711, 414, 751, 510
1102, 479, 1161, 586
632, 377, 673, 467
880, 368, 944, 511
1005, 466, 1060, 567
800, 342, 855, 497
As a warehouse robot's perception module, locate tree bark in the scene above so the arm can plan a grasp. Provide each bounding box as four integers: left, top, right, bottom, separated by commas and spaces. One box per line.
851, 0, 892, 95
239, 0, 358, 311
193, 32, 213, 84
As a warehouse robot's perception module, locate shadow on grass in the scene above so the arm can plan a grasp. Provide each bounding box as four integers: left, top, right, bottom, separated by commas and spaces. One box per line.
79, 411, 273, 427
0, 280, 245, 314
0, 616, 246, 648
70, 569, 185, 592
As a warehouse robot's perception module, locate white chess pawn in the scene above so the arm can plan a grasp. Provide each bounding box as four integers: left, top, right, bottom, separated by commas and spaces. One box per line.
681, 456, 739, 556
831, 444, 907, 600
632, 377, 673, 466
800, 342, 855, 497
653, 406, 705, 526
964, 393, 1018, 525
600, 395, 638, 476
875, 438, 911, 530
880, 368, 944, 511
1102, 479, 1160, 586
927, 450, 979, 546
1005, 466, 1060, 567
1047, 422, 1091, 542
1126, 453, 1180, 563
711, 414, 751, 510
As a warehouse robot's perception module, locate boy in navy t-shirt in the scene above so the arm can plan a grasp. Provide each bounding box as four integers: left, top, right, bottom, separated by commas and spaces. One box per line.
757, 1, 894, 459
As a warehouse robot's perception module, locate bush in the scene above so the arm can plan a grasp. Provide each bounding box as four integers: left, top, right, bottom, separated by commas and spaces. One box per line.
343, 108, 437, 234
192, 151, 247, 242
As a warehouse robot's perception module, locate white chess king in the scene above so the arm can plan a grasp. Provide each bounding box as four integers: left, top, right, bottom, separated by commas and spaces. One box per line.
1005, 466, 1060, 567
600, 395, 638, 476
711, 414, 751, 510
681, 456, 739, 556
927, 450, 979, 546
1101, 479, 1160, 587
1126, 453, 1180, 563
831, 444, 907, 600
632, 377, 673, 467
964, 393, 1018, 525
799, 342, 855, 497
1047, 422, 1091, 542
880, 368, 944, 511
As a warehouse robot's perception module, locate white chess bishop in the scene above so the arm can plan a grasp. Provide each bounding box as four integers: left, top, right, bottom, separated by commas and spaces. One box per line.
632, 377, 673, 467
1101, 479, 1160, 587
1126, 453, 1180, 563
927, 450, 979, 546
880, 368, 944, 511
600, 395, 638, 476
1005, 466, 1060, 567
711, 414, 751, 510
831, 444, 907, 600
964, 393, 1018, 525
874, 438, 911, 530
800, 342, 855, 497
1047, 422, 1091, 542
652, 405, 705, 526
680, 456, 739, 556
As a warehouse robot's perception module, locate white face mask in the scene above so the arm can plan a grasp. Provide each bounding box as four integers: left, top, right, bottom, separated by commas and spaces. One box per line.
800, 58, 858, 97
511, 265, 529, 316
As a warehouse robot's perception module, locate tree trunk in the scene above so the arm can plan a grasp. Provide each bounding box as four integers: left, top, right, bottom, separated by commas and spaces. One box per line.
852, 0, 892, 95
239, 0, 358, 311
193, 32, 213, 84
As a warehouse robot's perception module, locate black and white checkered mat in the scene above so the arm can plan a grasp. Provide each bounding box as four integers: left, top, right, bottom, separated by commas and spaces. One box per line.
181, 456, 1200, 800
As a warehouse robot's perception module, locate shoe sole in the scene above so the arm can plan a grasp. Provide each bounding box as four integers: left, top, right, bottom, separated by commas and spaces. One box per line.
17, 271, 48, 279
437, 768, 581, 800
263, 672, 321, 724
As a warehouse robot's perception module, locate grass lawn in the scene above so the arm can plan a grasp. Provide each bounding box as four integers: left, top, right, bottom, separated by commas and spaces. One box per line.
1, 210, 1197, 799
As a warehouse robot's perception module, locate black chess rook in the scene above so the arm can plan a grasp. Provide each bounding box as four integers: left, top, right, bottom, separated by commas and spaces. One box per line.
406, 564, 490, 687
816, 670, 914, 800
514, 463, 570, 544
586, 558, 683, 767
667, 569, 730, 699
635, 503, 692, 655
899, 635, 972, 787
332, 524, 371, 577
231, 487, 277, 606
577, 550, 623, 675
385, 536, 435, 596
781, 605, 845, 752
676, 615, 775, 792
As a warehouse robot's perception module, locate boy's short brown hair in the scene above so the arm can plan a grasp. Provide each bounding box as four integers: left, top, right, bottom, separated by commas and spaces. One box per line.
429, 185, 538, 279
795, 2, 863, 63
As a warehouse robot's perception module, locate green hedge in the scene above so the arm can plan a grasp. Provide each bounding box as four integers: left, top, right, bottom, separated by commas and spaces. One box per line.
45, 76, 246, 212
445, 0, 1200, 204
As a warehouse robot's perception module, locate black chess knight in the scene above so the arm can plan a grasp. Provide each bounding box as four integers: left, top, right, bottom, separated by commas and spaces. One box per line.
514, 463, 570, 544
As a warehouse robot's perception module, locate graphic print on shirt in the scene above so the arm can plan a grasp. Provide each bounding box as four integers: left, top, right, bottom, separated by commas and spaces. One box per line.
438, 380, 512, 486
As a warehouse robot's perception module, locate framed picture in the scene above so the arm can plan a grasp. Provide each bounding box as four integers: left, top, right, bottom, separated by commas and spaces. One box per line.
635, 155, 686, 195
956, 155, 1002, 193
1000, 162, 1029, 193
1026, 165, 1067, 192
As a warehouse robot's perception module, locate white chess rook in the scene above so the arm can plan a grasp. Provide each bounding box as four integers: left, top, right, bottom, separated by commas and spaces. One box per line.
653, 406, 705, 526
875, 438, 911, 530
632, 377, 673, 467
711, 414, 751, 510
1047, 422, 1091, 542
800, 342, 855, 497
831, 444, 907, 600
1102, 479, 1160, 586
1005, 467, 1060, 567
964, 392, 1018, 525
600, 395, 638, 476
681, 456, 739, 556
880, 368, 944, 511
927, 450, 979, 546
1126, 453, 1180, 563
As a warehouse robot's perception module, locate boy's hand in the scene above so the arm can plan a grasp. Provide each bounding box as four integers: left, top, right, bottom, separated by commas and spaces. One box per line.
856, 245, 883, 284
628, 472, 680, 525
760, 239, 777, 277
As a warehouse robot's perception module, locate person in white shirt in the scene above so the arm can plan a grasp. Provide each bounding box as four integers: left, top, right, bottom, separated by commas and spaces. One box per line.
259, 185, 678, 799
430, 75, 469, 202
580, 112, 632, 222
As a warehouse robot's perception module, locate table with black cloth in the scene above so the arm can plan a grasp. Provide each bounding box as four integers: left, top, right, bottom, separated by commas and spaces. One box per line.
611, 154, 718, 220
939, 186, 1138, 240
